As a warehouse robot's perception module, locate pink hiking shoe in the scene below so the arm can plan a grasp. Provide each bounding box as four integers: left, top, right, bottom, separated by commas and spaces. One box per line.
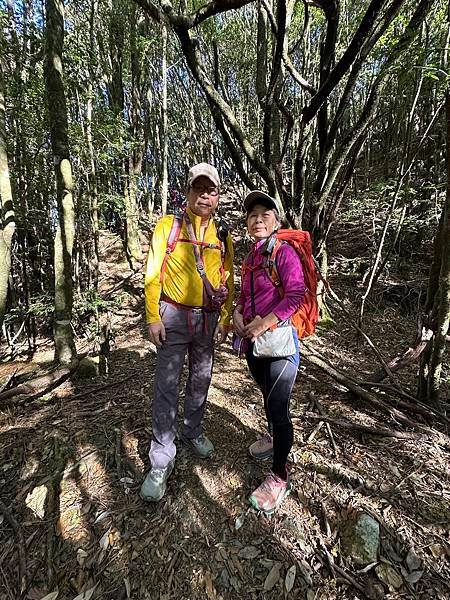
249, 471, 291, 515
249, 433, 273, 460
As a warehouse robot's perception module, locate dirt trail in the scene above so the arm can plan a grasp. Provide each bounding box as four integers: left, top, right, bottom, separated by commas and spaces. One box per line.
0, 221, 449, 600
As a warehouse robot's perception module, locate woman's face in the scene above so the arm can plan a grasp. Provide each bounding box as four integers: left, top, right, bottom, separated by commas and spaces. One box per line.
246, 203, 279, 240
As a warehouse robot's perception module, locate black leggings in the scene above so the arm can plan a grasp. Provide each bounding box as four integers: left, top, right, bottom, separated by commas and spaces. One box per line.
246, 349, 299, 479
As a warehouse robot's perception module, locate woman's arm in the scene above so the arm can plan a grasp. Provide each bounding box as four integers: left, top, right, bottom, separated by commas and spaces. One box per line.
271, 244, 306, 321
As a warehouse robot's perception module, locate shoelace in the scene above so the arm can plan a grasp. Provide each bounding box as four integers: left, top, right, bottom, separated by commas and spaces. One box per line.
259, 473, 281, 493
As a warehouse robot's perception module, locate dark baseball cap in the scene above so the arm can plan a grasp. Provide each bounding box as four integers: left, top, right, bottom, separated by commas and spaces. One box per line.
243, 190, 283, 217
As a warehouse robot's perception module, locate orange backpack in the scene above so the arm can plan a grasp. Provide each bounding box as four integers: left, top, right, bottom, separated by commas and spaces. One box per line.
244, 230, 319, 338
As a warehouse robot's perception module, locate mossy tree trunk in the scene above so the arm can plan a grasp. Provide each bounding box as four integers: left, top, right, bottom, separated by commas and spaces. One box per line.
422, 91, 450, 409
0, 60, 16, 331
160, 21, 168, 215
44, 0, 76, 364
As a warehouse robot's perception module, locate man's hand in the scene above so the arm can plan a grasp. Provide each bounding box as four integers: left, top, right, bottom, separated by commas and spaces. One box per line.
214, 323, 229, 345
147, 321, 166, 348
233, 310, 246, 337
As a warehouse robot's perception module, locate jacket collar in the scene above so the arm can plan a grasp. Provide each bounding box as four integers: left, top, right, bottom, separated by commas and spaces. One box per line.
185, 207, 213, 238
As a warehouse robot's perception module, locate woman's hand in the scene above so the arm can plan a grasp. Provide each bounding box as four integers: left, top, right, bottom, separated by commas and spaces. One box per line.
244, 312, 278, 341
244, 315, 269, 341
233, 309, 246, 337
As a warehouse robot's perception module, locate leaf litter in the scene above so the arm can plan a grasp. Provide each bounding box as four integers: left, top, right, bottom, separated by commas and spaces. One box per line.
0, 223, 449, 599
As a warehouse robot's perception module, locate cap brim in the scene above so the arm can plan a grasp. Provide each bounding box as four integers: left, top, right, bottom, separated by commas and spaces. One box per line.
190, 172, 220, 187
243, 190, 279, 212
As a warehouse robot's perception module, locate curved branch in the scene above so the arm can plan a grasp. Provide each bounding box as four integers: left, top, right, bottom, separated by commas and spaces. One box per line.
193, 0, 255, 27
302, 0, 388, 125
134, 0, 255, 28
174, 26, 273, 184
283, 52, 317, 95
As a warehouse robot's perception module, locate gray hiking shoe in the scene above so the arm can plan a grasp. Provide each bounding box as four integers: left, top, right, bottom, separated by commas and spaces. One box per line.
181, 433, 214, 458
139, 460, 175, 502
249, 434, 274, 460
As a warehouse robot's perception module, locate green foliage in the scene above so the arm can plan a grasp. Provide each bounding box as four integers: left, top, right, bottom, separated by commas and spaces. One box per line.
28, 293, 54, 319
98, 193, 126, 226
73, 289, 120, 317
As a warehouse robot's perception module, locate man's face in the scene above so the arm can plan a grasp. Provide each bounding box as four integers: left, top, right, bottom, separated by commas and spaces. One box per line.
187, 175, 219, 219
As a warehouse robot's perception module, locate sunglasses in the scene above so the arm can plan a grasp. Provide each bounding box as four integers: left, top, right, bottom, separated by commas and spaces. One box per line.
191, 184, 219, 197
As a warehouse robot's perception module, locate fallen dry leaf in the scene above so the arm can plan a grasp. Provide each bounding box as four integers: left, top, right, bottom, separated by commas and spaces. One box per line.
375, 564, 403, 591
40, 592, 59, 600
406, 548, 422, 572
25, 485, 47, 519
406, 570, 424, 585
99, 530, 110, 551
72, 583, 98, 600
285, 564, 296, 593
264, 563, 280, 591
238, 546, 259, 560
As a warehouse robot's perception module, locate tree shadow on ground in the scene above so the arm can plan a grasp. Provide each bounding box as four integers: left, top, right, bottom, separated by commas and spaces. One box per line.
0, 338, 449, 599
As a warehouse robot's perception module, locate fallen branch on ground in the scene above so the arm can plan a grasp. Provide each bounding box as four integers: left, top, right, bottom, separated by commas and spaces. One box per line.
369, 315, 433, 382
0, 369, 17, 394
302, 413, 424, 440
309, 392, 338, 454
0, 363, 78, 404
301, 342, 424, 431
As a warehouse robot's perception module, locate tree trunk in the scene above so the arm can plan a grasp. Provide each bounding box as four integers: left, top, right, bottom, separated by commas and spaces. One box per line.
0, 60, 16, 331
86, 83, 99, 287
425, 91, 450, 408
160, 22, 168, 214
44, 0, 76, 364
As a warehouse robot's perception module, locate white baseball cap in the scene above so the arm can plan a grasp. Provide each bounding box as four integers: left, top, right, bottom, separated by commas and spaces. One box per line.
187, 163, 220, 188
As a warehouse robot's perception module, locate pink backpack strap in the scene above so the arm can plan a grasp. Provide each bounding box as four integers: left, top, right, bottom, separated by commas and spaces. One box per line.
159, 215, 183, 284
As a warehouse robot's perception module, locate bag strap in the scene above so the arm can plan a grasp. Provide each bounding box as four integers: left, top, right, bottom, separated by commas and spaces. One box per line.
183, 211, 220, 303
263, 234, 283, 287
160, 214, 183, 284
250, 268, 257, 319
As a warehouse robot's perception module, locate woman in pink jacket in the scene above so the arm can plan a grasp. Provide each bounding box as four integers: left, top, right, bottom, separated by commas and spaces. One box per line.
233, 191, 305, 515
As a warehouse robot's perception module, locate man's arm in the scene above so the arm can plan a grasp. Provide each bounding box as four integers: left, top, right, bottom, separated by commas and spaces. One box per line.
144, 218, 171, 325
218, 232, 235, 327
215, 232, 234, 343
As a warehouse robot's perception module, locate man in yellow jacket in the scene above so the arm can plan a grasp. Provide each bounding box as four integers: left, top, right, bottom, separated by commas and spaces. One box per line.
140, 163, 234, 502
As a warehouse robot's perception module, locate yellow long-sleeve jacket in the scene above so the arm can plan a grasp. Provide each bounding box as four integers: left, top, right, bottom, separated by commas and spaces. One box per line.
145, 208, 234, 326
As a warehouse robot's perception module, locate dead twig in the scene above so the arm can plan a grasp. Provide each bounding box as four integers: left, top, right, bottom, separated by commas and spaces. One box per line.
68, 372, 139, 401
301, 413, 424, 440
301, 342, 426, 431
309, 393, 338, 455
306, 420, 324, 443
0, 499, 27, 595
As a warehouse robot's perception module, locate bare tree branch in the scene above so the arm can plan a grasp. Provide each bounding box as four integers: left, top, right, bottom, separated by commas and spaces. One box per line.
302, 0, 388, 124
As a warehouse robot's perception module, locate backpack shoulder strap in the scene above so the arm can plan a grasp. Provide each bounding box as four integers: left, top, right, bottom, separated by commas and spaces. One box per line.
160, 214, 183, 284
167, 214, 183, 252
266, 237, 284, 287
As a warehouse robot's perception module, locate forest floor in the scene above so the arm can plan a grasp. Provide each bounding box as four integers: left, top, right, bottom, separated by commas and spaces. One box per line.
0, 194, 449, 600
